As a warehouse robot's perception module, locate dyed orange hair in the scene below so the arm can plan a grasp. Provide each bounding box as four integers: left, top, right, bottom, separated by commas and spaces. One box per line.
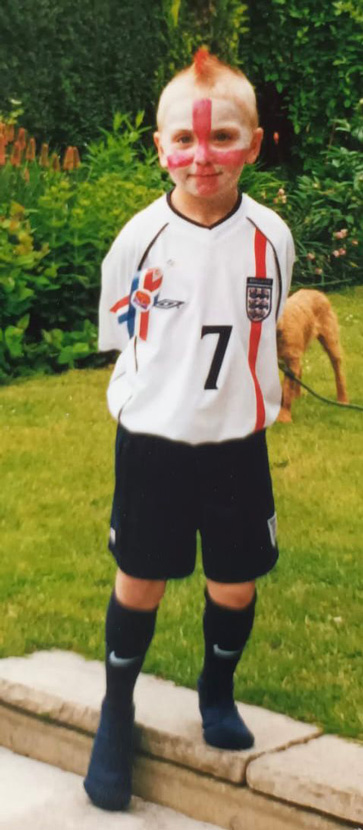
194, 47, 211, 79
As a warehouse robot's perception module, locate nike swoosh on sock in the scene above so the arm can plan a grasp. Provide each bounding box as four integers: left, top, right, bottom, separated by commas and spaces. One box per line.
108, 651, 141, 668
213, 644, 243, 659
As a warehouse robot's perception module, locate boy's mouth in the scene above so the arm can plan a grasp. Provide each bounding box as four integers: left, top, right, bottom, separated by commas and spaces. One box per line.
188, 171, 221, 178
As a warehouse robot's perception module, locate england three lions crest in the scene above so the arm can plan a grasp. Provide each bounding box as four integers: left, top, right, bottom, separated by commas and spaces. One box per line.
246, 277, 273, 322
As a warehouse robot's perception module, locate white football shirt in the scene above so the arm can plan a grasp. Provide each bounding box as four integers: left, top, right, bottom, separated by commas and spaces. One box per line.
99, 192, 294, 444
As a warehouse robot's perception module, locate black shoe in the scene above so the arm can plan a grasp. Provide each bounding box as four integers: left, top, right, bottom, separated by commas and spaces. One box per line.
198, 677, 254, 751
84, 698, 134, 811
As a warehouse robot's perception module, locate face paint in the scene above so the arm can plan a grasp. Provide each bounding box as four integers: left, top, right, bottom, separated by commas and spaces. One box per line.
166, 98, 248, 172
166, 149, 194, 170
192, 99, 211, 165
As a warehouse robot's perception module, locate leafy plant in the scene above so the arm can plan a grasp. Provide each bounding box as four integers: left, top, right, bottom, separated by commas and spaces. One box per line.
242, 0, 363, 165
0, 115, 165, 381
83, 112, 164, 188
0, 0, 165, 148
279, 107, 363, 287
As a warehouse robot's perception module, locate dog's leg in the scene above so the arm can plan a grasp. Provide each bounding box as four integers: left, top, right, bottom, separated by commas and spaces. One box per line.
318, 330, 348, 403
278, 357, 301, 422
278, 375, 292, 422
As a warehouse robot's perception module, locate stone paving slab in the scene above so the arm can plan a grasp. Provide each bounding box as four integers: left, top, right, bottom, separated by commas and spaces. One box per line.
247, 735, 363, 825
0, 745, 351, 830
133, 753, 355, 830
0, 650, 320, 784
0, 747, 224, 830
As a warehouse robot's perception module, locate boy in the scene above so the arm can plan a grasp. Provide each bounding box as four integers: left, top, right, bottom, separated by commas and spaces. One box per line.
84, 48, 295, 812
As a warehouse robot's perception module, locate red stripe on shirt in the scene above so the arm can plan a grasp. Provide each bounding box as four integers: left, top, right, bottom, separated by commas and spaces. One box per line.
248, 229, 267, 431
139, 310, 149, 340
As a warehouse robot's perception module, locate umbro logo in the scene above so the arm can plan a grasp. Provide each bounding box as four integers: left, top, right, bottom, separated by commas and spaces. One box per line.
155, 299, 185, 310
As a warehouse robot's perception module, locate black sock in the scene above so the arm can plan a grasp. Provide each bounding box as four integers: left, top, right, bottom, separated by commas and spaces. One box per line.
199, 589, 257, 706
84, 591, 157, 810
105, 590, 157, 711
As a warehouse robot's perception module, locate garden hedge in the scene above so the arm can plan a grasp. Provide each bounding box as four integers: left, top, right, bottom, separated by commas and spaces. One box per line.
1, 0, 362, 166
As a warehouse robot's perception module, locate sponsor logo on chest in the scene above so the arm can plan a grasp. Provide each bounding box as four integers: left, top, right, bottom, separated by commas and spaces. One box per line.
154, 298, 185, 310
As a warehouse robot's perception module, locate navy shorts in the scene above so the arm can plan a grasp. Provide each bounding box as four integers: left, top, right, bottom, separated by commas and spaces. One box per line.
108, 426, 278, 582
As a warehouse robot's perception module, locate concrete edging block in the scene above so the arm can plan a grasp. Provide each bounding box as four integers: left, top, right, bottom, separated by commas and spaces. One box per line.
0, 703, 350, 830
247, 735, 363, 825
1, 652, 361, 827
0, 650, 320, 785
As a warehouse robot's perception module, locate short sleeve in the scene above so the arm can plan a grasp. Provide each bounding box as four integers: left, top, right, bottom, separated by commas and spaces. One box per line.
98, 230, 137, 353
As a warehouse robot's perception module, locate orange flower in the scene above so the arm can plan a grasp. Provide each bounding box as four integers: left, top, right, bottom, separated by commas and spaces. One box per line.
40, 143, 49, 167
0, 123, 5, 140
0, 136, 6, 166
26, 137, 36, 162
5, 123, 15, 143
73, 146, 81, 168
273, 131, 280, 145
10, 141, 22, 167
17, 127, 27, 151
51, 152, 61, 172
63, 146, 74, 171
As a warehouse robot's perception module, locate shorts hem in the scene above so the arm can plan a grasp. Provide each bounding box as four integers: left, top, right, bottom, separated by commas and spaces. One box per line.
109, 545, 195, 581
203, 549, 279, 583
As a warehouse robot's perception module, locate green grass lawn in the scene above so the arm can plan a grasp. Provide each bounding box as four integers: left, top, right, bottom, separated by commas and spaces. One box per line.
1, 287, 362, 741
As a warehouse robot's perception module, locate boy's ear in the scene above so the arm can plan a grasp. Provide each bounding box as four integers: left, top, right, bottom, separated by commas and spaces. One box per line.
153, 131, 168, 169
245, 127, 264, 164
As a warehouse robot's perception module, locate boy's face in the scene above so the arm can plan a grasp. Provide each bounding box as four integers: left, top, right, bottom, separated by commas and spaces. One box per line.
154, 94, 263, 201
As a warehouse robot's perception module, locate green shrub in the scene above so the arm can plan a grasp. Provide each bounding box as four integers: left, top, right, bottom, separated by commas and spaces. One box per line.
0, 116, 165, 381
279, 110, 363, 288
0, 203, 48, 380
0, 0, 166, 148
84, 112, 163, 187
156, 0, 249, 89
242, 0, 363, 165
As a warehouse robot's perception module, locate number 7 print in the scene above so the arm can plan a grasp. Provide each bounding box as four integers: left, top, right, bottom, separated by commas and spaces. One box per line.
201, 325, 232, 389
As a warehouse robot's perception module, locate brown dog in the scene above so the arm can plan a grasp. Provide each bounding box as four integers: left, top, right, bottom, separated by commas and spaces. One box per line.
276, 289, 348, 422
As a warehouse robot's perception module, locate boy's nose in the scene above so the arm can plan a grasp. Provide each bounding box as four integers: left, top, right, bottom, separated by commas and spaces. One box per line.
194, 141, 210, 164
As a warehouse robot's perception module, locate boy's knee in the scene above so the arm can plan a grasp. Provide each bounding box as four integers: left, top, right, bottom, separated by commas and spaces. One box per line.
206, 579, 255, 610
115, 569, 166, 610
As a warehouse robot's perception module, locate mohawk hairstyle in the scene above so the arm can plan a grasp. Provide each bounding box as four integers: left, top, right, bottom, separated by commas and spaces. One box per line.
193, 47, 211, 78
193, 47, 229, 82
156, 48, 259, 131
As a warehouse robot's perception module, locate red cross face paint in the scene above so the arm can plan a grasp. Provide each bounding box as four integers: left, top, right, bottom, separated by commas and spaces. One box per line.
191, 99, 248, 168
161, 97, 254, 198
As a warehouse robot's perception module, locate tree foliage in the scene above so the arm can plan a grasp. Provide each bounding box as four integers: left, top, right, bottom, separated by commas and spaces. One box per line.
0, 0, 165, 148
241, 0, 363, 164
157, 0, 248, 82
0, 0, 362, 163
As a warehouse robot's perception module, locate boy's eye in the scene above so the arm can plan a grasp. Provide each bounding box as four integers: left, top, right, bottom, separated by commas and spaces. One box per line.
175, 134, 193, 145
213, 131, 233, 142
